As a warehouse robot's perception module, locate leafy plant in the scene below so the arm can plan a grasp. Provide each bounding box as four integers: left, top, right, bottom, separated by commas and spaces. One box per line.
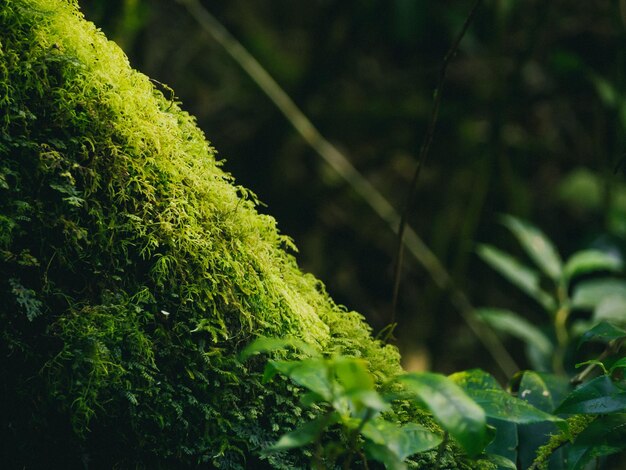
477, 214, 624, 374
476, 215, 626, 468
242, 337, 572, 469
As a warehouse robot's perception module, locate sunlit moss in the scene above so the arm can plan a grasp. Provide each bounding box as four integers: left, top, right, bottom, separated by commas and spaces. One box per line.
0, 0, 458, 467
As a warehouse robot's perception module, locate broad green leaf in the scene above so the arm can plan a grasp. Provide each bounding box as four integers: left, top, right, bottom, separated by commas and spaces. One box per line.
449, 369, 501, 392
266, 359, 334, 401
466, 389, 563, 425
593, 294, 626, 325
477, 244, 555, 311
239, 336, 318, 361
266, 412, 339, 451
501, 215, 563, 281
345, 389, 389, 415
516, 372, 565, 469
555, 375, 626, 415
566, 414, 626, 470
571, 278, 626, 310
476, 308, 553, 357
398, 372, 487, 457
563, 250, 622, 282
450, 369, 563, 425
485, 418, 517, 465
334, 357, 375, 392
578, 321, 626, 348
362, 420, 442, 460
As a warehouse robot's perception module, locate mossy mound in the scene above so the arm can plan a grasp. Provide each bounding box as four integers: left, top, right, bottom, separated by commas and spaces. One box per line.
0, 1, 462, 468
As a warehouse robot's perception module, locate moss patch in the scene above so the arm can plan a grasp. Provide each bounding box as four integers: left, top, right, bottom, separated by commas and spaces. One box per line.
0, 1, 457, 468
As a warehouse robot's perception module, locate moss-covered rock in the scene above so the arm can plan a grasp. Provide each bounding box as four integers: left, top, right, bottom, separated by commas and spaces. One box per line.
0, 1, 464, 467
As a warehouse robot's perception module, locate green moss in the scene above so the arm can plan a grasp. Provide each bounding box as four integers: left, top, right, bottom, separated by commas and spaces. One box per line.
0, 1, 460, 467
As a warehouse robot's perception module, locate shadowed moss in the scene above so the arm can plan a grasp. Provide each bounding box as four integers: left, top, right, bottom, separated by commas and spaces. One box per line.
0, 1, 464, 468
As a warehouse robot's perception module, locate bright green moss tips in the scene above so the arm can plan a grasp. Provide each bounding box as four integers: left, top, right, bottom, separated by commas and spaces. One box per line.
0, 0, 449, 467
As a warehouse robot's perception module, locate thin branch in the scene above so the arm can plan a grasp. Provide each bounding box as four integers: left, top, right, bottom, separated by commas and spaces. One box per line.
177, 0, 517, 377
391, 0, 482, 328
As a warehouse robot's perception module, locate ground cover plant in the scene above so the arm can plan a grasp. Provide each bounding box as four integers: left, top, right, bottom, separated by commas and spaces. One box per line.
2, 0, 626, 469
0, 0, 439, 467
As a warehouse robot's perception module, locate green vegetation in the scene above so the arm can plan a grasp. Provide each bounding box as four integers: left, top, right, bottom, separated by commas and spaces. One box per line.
245, 217, 626, 469
2, 0, 626, 468
0, 0, 432, 467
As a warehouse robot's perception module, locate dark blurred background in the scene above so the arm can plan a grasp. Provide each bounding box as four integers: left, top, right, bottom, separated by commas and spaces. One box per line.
78, 0, 626, 377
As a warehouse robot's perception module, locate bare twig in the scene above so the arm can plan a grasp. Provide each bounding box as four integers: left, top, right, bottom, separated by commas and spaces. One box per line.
391, 0, 482, 327
177, 0, 517, 377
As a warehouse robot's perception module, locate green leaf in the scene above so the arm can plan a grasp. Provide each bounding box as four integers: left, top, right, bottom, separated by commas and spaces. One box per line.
571, 278, 626, 310
517, 371, 555, 411
516, 372, 565, 469
345, 389, 389, 415
398, 372, 487, 457
485, 418, 518, 465
267, 359, 334, 401
449, 368, 501, 392
555, 375, 626, 415
501, 215, 563, 281
563, 250, 622, 282
567, 414, 626, 470
450, 370, 563, 425
362, 420, 442, 460
266, 413, 339, 451
239, 336, 318, 361
476, 308, 553, 357
468, 390, 562, 425
477, 244, 555, 311
334, 357, 375, 392
578, 321, 626, 348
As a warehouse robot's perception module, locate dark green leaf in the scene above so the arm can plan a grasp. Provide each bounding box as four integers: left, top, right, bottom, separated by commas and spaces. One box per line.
567, 414, 626, 470
362, 420, 442, 460
501, 215, 563, 281
578, 321, 626, 348
267, 359, 334, 401
516, 372, 564, 469
476, 308, 553, 357
267, 413, 339, 451
485, 418, 517, 465
398, 372, 487, 457
450, 369, 562, 425
563, 250, 622, 282
477, 244, 555, 311
555, 375, 626, 415
517, 371, 555, 412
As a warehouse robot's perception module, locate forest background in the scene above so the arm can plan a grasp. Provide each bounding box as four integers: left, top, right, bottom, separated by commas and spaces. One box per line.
80, 0, 626, 379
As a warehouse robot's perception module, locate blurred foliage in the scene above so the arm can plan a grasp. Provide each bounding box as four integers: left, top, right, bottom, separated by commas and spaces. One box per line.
80, 0, 626, 375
